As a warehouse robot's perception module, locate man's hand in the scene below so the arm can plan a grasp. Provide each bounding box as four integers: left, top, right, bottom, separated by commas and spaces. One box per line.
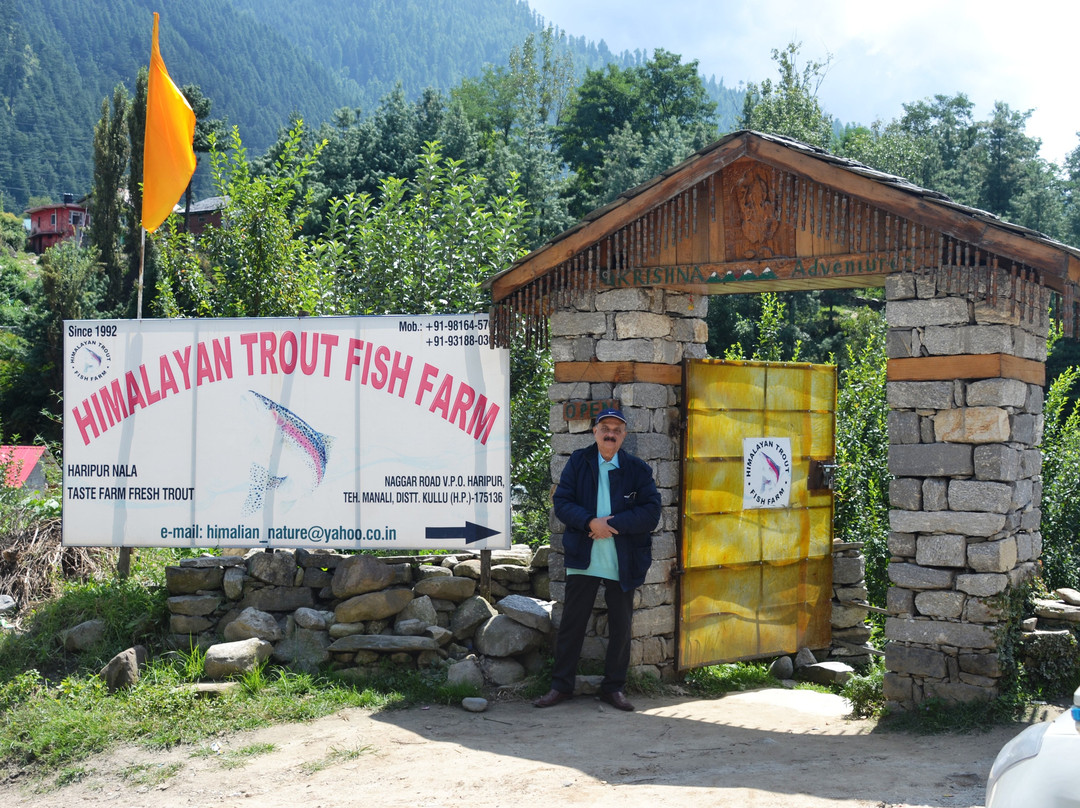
588, 516, 619, 539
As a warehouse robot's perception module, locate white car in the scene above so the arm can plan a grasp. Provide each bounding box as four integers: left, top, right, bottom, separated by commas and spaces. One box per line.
986, 686, 1080, 807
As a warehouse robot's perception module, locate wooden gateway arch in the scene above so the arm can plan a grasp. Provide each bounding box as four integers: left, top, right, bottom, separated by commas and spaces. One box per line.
486, 130, 1080, 707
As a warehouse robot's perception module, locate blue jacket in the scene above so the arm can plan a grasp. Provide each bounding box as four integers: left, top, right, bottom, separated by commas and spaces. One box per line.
553, 443, 662, 591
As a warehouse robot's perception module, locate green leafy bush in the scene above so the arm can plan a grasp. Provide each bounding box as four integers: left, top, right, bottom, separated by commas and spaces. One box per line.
0, 211, 25, 253
833, 313, 890, 606
1039, 338, 1080, 591
841, 657, 886, 717
1020, 629, 1080, 699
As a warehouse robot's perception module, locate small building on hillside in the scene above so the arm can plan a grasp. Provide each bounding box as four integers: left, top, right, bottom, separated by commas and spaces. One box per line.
184, 196, 228, 236
1, 446, 58, 496
24, 194, 89, 254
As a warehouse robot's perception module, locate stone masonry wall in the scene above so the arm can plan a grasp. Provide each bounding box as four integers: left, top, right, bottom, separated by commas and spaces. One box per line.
883, 269, 1048, 708
164, 546, 558, 687
547, 287, 709, 682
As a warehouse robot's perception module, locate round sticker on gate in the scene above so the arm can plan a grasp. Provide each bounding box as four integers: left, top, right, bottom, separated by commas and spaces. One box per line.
743, 437, 792, 509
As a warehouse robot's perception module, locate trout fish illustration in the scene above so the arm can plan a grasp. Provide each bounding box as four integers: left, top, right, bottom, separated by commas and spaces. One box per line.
242, 391, 333, 515
760, 452, 781, 492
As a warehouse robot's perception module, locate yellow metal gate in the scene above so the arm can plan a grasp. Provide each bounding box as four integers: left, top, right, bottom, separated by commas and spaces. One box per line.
679, 359, 835, 670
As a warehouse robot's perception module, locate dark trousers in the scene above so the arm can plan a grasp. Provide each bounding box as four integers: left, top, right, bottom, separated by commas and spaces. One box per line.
550, 574, 635, 695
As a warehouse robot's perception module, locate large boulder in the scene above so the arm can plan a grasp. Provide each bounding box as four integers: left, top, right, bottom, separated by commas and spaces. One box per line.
797, 661, 854, 686
491, 565, 531, 584
481, 656, 526, 685
61, 618, 106, 652
293, 608, 335, 630
331, 555, 394, 598
238, 586, 314, 612
496, 595, 553, 633
446, 655, 484, 689
327, 634, 439, 653
247, 550, 298, 586
417, 564, 452, 580
414, 576, 476, 603
489, 546, 533, 566
168, 594, 222, 616
395, 595, 439, 630
452, 559, 483, 579
165, 565, 223, 594
451, 595, 498, 640
335, 588, 414, 623
99, 645, 147, 692
204, 638, 273, 680
473, 615, 545, 657
273, 626, 331, 674
170, 614, 214, 634
223, 567, 246, 599
223, 607, 284, 642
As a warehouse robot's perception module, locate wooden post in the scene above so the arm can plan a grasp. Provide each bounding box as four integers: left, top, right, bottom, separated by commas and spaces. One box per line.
480, 549, 492, 602
118, 230, 147, 583
117, 548, 132, 579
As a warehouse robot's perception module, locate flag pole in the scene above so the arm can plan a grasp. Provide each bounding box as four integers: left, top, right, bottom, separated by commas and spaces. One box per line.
117, 10, 194, 580
137, 228, 146, 320
118, 230, 146, 579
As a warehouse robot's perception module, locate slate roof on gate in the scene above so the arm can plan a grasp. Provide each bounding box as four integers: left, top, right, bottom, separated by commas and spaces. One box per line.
487, 129, 1080, 292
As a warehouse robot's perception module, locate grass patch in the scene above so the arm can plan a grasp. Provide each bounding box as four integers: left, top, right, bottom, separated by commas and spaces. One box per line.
54, 765, 91, 787
299, 742, 372, 775
219, 742, 278, 769
683, 662, 779, 696
120, 761, 184, 786
0, 651, 483, 778
792, 681, 833, 694
878, 694, 1032, 734
0, 576, 168, 681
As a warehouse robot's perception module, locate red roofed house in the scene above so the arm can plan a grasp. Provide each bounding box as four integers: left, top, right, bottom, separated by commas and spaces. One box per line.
1, 446, 58, 496
24, 193, 90, 255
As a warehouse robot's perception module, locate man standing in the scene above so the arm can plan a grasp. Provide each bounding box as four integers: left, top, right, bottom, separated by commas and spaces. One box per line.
534, 408, 662, 711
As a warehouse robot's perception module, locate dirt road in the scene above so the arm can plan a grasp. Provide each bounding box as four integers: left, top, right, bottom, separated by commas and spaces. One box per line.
2, 688, 1054, 808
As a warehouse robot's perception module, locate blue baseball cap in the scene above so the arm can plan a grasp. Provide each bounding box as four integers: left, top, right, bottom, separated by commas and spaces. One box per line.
594, 408, 627, 424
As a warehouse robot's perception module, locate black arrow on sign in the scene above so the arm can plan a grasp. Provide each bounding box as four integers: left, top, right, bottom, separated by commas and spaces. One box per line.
426, 522, 500, 544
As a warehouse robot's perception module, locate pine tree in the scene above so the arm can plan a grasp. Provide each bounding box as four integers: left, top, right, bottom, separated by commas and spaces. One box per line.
89, 84, 131, 313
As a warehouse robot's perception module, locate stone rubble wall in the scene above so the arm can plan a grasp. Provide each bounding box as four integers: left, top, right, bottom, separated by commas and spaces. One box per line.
830, 542, 875, 666
164, 546, 557, 686
883, 269, 1048, 708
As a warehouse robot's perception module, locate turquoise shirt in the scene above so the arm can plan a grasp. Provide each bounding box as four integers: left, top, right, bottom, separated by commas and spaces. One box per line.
567, 453, 620, 581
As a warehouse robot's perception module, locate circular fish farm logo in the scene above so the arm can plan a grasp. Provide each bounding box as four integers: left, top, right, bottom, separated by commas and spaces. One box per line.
743, 437, 792, 509
70, 340, 112, 382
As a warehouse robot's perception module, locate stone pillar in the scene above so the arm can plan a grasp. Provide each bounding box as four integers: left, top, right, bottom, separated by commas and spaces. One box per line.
883, 269, 1047, 708
547, 287, 708, 682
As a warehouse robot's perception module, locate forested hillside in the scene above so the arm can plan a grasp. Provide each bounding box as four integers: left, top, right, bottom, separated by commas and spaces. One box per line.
0, 0, 744, 211
0, 0, 354, 210
228, 0, 600, 107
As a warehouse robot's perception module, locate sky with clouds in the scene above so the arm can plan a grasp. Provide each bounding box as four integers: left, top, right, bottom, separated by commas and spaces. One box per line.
527, 0, 1080, 166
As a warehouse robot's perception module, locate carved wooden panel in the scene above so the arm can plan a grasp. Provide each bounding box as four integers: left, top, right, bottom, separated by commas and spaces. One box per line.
722, 160, 794, 262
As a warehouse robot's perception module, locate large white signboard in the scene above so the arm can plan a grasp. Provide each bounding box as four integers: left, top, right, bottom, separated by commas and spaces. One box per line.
63, 315, 510, 550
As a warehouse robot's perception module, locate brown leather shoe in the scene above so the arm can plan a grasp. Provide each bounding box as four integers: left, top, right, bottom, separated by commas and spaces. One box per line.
533, 688, 572, 708
598, 690, 634, 711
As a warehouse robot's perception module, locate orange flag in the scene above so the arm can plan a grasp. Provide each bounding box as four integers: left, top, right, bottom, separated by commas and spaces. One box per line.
142, 12, 196, 232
